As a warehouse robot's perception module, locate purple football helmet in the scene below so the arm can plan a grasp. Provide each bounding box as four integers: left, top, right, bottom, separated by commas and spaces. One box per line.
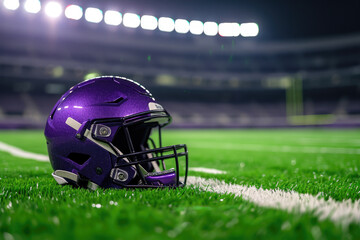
44, 76, 188, 190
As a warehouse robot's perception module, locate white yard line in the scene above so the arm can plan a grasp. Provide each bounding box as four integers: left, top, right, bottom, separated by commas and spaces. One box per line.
0, 141, 49, 162
1, 141, 359, 225
188, 176, 360, 226
191, 143, 360, 155
297, 138, 360, 145
0, 142, 228, 175
189, 167, 227, 174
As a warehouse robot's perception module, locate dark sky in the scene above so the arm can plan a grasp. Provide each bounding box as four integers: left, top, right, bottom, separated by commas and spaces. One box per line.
95, 0, 360, 41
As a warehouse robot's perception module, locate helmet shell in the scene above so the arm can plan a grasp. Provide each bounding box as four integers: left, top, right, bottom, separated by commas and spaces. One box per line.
45, 76, 157, 188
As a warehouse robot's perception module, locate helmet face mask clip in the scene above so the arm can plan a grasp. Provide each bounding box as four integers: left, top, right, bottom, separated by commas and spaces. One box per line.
45, 76, 188, 190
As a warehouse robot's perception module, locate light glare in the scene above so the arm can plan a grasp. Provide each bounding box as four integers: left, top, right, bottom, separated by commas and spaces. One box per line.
85, 7, 103, 23
190, 20, 203, 35
24, 0, 41, 14
123, 13, 140, 28
240, 23, 259, 37
65, 5, 83, 20
175, 19, 190, 34
204, 22, 218, 36
141, 15, 157, 30
45, 2, 62, 18
219, 22, 240, 37
158, 17, 175, 32
104, 10, 122, 26
3, 0, 20, 10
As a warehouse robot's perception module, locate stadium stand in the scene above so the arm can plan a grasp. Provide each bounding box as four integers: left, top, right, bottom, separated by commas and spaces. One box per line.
0, 5, 359, 128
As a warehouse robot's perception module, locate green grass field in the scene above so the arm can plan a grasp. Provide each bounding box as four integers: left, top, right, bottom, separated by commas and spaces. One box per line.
0, 129, 360, 240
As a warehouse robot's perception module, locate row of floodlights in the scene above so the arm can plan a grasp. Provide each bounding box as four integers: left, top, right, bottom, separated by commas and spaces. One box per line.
3, 0, 259, 37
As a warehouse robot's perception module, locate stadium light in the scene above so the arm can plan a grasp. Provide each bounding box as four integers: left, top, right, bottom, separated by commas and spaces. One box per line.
44, 2, 62, 18
24, 0, 41, 14
175, 19, 190, 34
158, 17, 175, 32
190, 20, 203, 35
204, 21, 218, 36
240, 22, 259, 37
141, 15, 157, 30
84, 72, 100, 80
219, 22, 240, 37
65, 5, 83, 20
123, 13, 140, 28
85, 7, 103, 23
104, 10, 122, 26
233, 23, 241, 37
3, 0, 20, 10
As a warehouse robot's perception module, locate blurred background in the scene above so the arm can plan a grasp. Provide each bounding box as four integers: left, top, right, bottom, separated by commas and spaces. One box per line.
0, 0, 359, 129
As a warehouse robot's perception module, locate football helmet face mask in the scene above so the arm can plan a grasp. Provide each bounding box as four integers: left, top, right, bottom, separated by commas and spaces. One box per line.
44, 76, 188, 190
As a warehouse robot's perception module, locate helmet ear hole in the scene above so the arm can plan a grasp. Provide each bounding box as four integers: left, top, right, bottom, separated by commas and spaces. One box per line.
67, 153, 90, 165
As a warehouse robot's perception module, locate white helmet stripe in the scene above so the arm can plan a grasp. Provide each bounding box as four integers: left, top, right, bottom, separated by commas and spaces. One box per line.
65, 117, 147, 174
66, 117, 117, 156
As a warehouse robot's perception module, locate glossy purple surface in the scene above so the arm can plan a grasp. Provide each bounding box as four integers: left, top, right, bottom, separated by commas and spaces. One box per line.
146, 172, 177, 186
44, 76, 158, 188
46, 76, 155, 136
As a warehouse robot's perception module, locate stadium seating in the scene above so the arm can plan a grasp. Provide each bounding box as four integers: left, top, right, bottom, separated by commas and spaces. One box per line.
0, 94, 359, 128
